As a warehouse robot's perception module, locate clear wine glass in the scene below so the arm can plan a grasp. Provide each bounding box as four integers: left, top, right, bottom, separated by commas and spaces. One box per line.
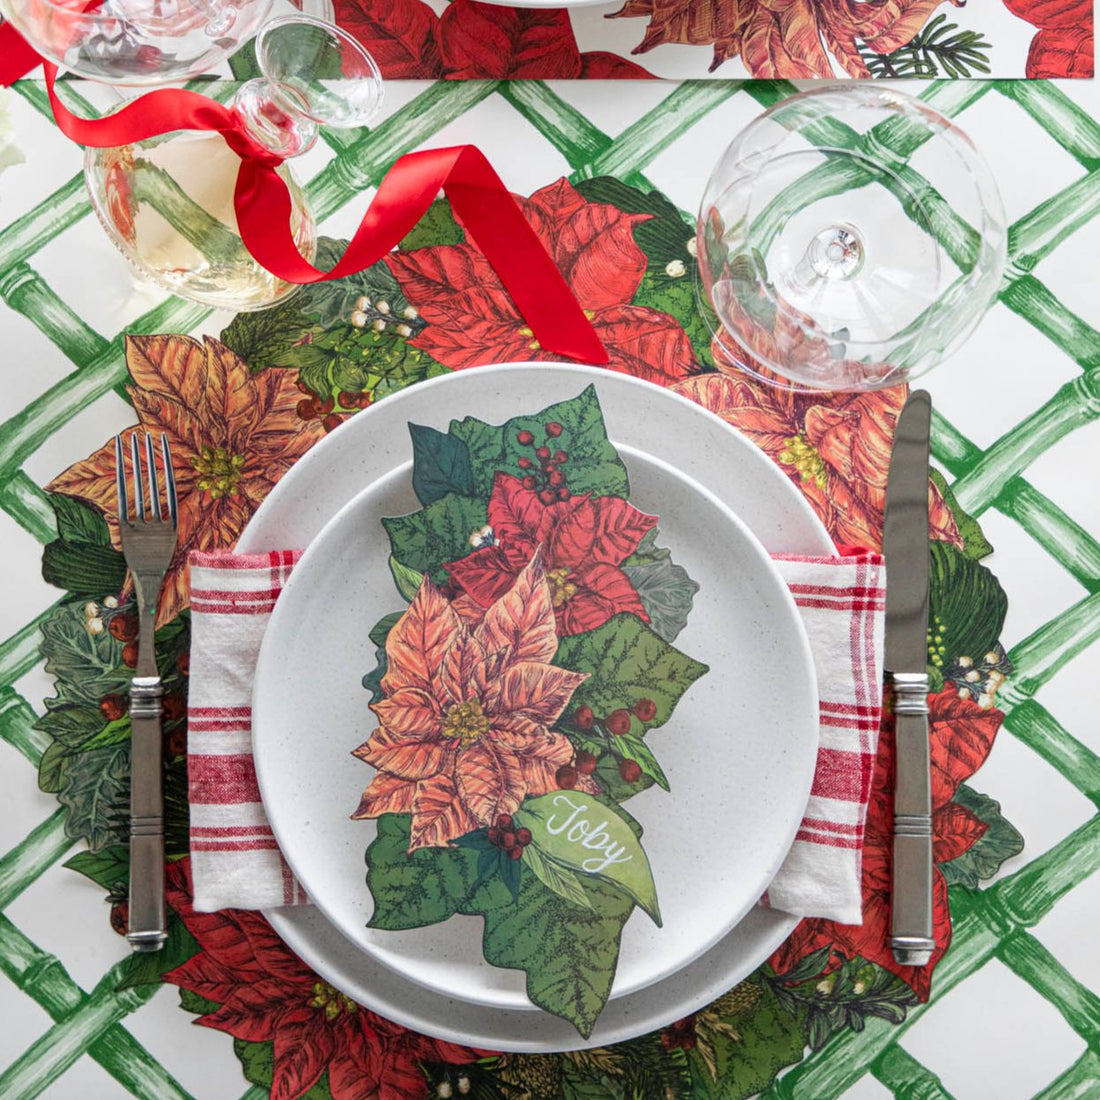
696, 85, 1007, 392
0, 0, 273, 85
83, 14, 384, 311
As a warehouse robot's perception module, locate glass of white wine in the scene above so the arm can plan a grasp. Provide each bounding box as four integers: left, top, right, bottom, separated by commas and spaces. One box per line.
696, 85, 1007, 392
83, 14, 383, 311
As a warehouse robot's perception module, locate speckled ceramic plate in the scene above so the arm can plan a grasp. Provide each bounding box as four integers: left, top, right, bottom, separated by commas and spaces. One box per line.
238, 363, 832, 1051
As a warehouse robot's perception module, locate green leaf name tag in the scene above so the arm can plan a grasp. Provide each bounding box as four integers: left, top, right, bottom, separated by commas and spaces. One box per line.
515, 792, 661, 927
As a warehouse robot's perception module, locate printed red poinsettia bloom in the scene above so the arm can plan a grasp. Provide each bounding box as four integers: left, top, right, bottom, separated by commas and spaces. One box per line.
162, 859, 487, 1100
385, 178, 698, 385
770, 688, 1004, 1000
445, 473, 657, 637
336, 0, 654, 78
609, 0, 958, 77
46, 335, 324, 627
352, 552, 595, 851
1002, 0, 1094, 76
673, 356, 962, 552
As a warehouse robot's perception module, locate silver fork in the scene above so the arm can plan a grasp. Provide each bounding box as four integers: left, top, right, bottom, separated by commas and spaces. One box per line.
116, 432, 178, 953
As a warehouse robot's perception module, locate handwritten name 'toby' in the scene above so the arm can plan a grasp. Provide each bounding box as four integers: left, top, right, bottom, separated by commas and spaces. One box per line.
544, 794, 633, 874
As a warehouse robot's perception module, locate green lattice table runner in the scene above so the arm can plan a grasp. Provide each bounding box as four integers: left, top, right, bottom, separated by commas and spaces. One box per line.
0, 76, 1098, 1100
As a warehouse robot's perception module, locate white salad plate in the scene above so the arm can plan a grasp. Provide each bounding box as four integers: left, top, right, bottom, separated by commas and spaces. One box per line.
237, 363, 833, 1051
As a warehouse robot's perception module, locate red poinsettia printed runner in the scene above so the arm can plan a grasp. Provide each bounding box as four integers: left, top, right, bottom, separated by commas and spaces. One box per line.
331, 0, 1091, 79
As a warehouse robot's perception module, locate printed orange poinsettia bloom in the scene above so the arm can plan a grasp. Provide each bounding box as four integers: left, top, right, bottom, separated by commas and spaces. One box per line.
352, 552, 594, 851
47, 335, 325, 626
445, 472, 657, 637
673, 347, 961, 551
611, 0, 958, 77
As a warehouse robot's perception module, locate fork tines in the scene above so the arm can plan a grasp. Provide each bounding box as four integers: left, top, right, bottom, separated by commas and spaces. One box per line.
115, 432, 178, 528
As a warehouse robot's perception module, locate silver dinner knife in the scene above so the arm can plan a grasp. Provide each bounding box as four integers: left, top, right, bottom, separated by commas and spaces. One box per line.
884, 390, 935, 967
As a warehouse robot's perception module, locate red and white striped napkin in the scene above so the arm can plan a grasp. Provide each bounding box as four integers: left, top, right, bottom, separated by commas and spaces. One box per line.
186, 547, 884, 924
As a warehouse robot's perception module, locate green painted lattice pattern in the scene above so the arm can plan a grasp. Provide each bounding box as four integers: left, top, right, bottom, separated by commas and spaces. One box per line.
0, 75, 1098, 1098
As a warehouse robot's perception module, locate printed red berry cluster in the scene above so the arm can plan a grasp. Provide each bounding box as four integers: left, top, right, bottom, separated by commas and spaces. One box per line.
487, 814, 533, 861
557, 698, 659, 788
515, 423, 570, 505
294, 380, 371, 433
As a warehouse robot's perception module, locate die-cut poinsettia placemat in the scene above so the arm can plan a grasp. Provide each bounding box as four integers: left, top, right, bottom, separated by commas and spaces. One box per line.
280, 0, 1094, 82
350, 387, 707, 1035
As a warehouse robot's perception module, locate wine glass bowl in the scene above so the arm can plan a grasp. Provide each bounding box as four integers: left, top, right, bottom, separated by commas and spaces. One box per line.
83, 14, 384, 311
0, 0, 273, 85
696, 85, 1007, 392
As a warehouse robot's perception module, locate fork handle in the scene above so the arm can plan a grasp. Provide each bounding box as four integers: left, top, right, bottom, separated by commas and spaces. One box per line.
128, 677, 167, 953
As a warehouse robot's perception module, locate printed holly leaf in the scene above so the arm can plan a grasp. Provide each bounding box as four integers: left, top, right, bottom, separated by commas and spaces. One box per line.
555, 614, 708, 732
622, 555, 700, 643
931, 470, 993, 561
463, 857, 635, 1037
514, 792, 660, 925
449, 385, 630, 499
57, 742, 130, 851
685, 980, 808, 1099
365, 814, 482, 930
383, 493, 488, 584
940, 784, 1024, 888
929, 541, 1007, 667
408, 423, 475, 505
64, 844, 129, 889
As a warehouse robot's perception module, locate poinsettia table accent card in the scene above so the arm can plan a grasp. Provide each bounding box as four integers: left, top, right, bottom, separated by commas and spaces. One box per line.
328, 0, 1094, 80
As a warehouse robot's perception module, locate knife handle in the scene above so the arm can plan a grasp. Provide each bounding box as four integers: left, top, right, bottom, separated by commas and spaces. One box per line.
890, 672, 934, 967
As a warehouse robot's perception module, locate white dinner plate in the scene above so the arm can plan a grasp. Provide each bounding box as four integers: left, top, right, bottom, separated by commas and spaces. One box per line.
252, 441, 818, 1012
236, 363, 834, 1050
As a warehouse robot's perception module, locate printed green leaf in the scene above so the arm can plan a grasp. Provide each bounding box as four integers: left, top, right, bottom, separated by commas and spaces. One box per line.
623, 527, 671, 567
38, 740, 68, 794
388, 556, 425, 603
555, 614, 708, 732
297, 242, 413, 329
57, 742, 130, 851
685, 980, 808, 1099
51, 494, 108, 546
929, 541, 1007, 667
513, 792, 660, 927
622, 556, 700, 643
42, 540, 128, 598
116, 911, 199, 989
369, 611, 403, 650
383, 493, 488, 584
399, 198, 465, 252
64, 844, 129, 889
233, 1040, 334, 1100
80, 716, 131, 751
365, 814, 482, 930
462, 859, 635, 1037
931, 470, 993, 561
449, 385, 630, 499
178, 988, 222, 1015
219, 299, 316, 372
408, 422, 475, 505
363, 612, 401, 705
940, 784, 1024, 888
521, 841, 595, 912
613, 731, 670, 792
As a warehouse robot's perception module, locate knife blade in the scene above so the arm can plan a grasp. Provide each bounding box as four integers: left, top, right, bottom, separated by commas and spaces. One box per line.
883, 389, 934, 967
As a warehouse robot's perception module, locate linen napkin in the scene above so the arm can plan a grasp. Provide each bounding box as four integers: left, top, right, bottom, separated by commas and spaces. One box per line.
186, 547, 884, 925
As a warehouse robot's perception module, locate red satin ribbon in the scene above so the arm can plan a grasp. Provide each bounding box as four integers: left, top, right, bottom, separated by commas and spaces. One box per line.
0, 21, 607, 363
